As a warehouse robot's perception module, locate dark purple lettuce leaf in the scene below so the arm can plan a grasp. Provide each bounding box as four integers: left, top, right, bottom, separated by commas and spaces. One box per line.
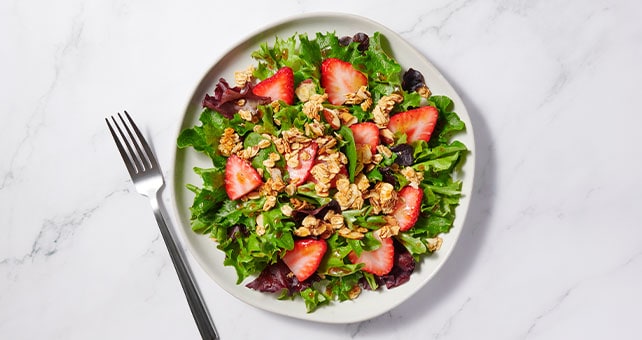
379, 166, 397, 187
202, 78, 271, 118
380, 242, 415, 289
246, 260, 315, 295
390, 144, 414, 166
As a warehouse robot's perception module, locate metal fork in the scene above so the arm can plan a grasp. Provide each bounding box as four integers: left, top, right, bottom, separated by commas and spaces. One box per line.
106, 111, 219, 340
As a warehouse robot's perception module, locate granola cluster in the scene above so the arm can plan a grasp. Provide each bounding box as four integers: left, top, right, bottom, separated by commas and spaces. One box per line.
344, 85, 373, 111
218, 128, 242, 156
372, 93, 403, 128
334, 175, 365, 210
401, 166, 424, 189
294, 210, 345, 239
234, 65, 255, 87
367, 182, 398, 214
302, 93, 327, 121
310, 152, 348, 197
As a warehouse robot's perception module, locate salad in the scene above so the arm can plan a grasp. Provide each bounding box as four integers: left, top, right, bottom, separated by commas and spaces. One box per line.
177, 31, 467, 312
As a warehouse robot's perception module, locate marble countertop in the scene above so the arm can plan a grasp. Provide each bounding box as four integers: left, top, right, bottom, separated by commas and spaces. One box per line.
2, 0, 641, 339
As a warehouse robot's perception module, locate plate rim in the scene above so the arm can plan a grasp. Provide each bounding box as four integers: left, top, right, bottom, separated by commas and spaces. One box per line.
169, 11, 476, 324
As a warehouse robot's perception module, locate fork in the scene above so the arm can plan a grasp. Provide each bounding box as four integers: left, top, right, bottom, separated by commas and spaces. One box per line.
106, 111, 219, 340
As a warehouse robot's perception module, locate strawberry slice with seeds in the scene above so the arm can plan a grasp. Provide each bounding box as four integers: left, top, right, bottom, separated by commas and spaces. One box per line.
252, 66, 295, 105
320, 58, 368, 105
391, 186, 424, 231
388, 106, 439, 143
282, 238, 328, 282
288, 142, 318, 185
350, 122, 379, 154
224, 154, 264, 200
348, 232, 394, 276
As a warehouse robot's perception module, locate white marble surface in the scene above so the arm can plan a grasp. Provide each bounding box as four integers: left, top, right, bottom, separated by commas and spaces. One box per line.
2, 0, 641, 339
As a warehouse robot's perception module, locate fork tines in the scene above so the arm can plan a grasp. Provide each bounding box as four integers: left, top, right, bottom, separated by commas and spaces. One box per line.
105, 111, 157, 176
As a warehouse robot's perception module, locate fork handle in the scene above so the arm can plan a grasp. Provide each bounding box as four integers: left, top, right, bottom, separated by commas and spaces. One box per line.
150, 194, 220, 340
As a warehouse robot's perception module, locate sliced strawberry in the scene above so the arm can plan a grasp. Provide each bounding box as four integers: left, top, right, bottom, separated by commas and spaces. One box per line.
391, 186, 424, 231
388, 106, 439, 143
348, 232, 394, 276
224, 154, 264, 200
282, 238, 327, 282
350, 122, 379, 153
320, 58, 368, 105
288, 142, 318, 185
252, 66, 295, 105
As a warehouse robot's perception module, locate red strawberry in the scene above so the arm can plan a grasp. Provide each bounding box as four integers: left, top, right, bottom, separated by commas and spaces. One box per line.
348, 232, 394, 276
388, 106, 439, 143
288, 142, 318, 185
282, 238, 327, 282
320, 58, 368, 105
252, 67, 295, 105
391, 186, 424, 231
350, 122, 379, 153
224, 154, 264, 200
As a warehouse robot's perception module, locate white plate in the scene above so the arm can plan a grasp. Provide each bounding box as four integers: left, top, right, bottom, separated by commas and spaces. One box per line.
171, 12, 475, 324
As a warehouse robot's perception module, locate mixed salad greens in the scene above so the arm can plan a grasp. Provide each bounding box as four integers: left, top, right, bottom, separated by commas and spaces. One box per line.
177, 31, 467, 312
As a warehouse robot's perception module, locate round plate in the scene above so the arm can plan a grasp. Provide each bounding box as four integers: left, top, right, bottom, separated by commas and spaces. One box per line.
171, 12, 475, 323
